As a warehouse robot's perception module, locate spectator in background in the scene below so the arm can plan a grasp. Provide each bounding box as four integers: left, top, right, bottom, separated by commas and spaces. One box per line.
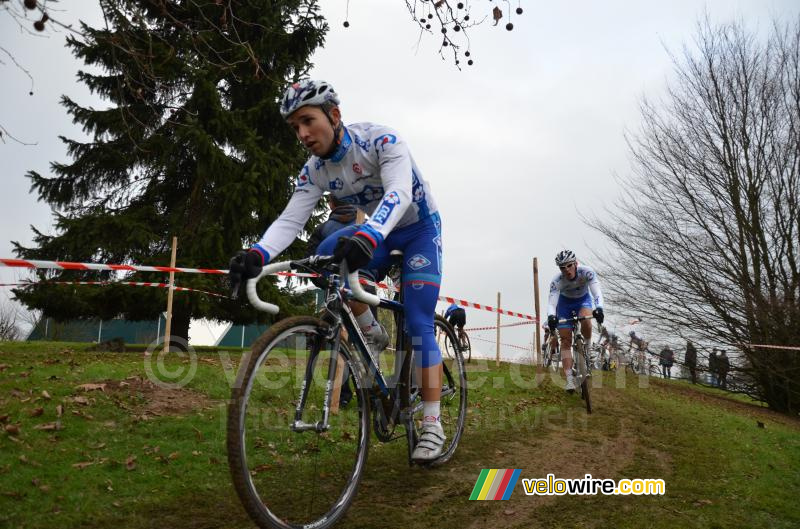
709, 348, 719, 386
684, 340, 698, 384
659, 346, 674, 379
718, 350, 730, 389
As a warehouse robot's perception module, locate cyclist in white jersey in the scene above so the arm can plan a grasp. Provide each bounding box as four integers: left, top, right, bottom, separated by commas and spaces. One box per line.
229, 80, 446, 461
546, 250, 605, 392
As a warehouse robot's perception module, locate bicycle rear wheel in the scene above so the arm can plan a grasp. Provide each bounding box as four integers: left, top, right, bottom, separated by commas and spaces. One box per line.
410, 316, 467, 466
227, 316, 370, 529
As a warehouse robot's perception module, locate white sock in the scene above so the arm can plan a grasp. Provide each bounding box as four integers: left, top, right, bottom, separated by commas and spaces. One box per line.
356, 310, 380, 335
423, 401, 440, 424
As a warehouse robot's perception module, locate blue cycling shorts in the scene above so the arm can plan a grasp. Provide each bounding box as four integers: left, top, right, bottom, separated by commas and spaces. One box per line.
316, 213, 443, 368
556, 293, 593, 329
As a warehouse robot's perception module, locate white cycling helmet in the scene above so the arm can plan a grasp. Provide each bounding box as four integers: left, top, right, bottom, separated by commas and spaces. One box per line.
555, 249, 577, 266
280, 79, 340, 119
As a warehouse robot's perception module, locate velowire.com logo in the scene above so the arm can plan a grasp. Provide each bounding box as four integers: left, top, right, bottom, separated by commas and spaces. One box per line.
469, 469, 522, 500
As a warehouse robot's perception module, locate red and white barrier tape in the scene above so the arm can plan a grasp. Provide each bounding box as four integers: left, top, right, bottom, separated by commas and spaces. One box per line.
0, 281, 229, 299
470, 335, 534, 352
464, 320, 537, 332
1, 257, 538, 321
439, 296, 536, 321
0, 258, 226, 275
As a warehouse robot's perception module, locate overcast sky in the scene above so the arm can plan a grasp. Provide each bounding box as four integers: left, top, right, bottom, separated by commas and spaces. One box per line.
1, 1, 798, 355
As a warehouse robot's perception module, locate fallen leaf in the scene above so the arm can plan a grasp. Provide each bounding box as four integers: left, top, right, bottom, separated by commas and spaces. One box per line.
33, 421, 62, 431
73, 396, 90, 406
19, 455, 41, 466
56, 405, 63, 418
504, 508, 516, 515
39, 484, 51, 493
71, 410, 94, 420
29, 408, 44, 417
125, 455, 137, 471
168, 451, 180, 460
112, 501, 122, 507
0, 414, 9, 423
75, 383, 106, 393
41, 390, 51, 400
72, 461, 94, 470
0, 364, 10, 371
92, 442, 106, 450
4, 424, 20, 436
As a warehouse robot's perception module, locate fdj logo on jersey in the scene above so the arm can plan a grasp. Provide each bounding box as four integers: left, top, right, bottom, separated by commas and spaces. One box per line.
372, 192, 400, 225
374, 134, 397, 152
297, 165, 311, 187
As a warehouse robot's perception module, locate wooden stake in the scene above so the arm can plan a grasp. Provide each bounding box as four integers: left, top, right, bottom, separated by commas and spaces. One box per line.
533, 257, 542, 366
163, 236, 178, 353
496, 291, 501, 367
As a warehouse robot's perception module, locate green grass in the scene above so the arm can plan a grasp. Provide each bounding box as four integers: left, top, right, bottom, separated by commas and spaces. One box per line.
1, 342, 799, 529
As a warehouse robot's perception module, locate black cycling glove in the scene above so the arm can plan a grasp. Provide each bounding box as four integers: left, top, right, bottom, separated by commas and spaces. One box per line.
333, 232, 376, 271
592, 307, 605, 325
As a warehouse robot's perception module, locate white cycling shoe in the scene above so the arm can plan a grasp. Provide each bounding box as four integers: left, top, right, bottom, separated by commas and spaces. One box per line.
364, 324, 390, 356
412, 421, 446, 462
565, 372, 577, 393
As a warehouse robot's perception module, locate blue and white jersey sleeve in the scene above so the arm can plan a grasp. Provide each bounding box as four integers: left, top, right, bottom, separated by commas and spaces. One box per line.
585, 266, 604, 309
254, 163, 323, 260
547, 273, 562, 317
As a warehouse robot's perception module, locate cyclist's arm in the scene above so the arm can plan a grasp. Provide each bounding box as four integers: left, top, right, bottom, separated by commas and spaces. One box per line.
546, 275, 560, 316
585, 267, 604, 308
254, 163, 324, 260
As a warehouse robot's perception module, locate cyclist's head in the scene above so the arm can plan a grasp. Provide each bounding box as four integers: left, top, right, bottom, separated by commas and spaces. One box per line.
629, 331, 636, 337
281, 80, 343, 158
555, 249, 577, 278
449, 303, 458, 310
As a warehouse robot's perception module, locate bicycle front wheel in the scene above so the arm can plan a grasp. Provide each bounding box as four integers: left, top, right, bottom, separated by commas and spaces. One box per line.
460, 330, 472, 363
574, 342, 592, 414
227, 316, 370, 529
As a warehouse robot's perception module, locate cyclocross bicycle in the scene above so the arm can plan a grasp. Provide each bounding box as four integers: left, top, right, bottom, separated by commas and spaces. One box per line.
227, 255, 468, 529
542, 329, 561, 372
456, 326, 471, 363
558, 312, 595, 414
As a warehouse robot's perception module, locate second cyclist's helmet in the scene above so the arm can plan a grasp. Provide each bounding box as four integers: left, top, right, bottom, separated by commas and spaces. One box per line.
280, 79, 340, 119
555, 249, 577, 266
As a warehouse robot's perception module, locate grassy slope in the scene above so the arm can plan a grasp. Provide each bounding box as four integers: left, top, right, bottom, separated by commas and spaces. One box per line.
1, 342, 798, 529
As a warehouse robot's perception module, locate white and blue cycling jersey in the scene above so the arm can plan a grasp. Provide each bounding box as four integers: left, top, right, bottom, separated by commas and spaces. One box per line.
547, 265, 604, 327
254, 122, 438, 260
253, 122, 442, 369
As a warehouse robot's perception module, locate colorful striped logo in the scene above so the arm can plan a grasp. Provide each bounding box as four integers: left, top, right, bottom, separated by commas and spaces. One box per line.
469, 469, 522, 500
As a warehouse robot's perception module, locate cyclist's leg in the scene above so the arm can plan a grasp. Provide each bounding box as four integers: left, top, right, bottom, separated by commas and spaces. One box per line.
387, 214, 445, 460
316, 225, 391, 350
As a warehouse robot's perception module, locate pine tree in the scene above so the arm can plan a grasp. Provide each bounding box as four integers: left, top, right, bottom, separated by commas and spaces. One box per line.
13, 0, 327, 345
